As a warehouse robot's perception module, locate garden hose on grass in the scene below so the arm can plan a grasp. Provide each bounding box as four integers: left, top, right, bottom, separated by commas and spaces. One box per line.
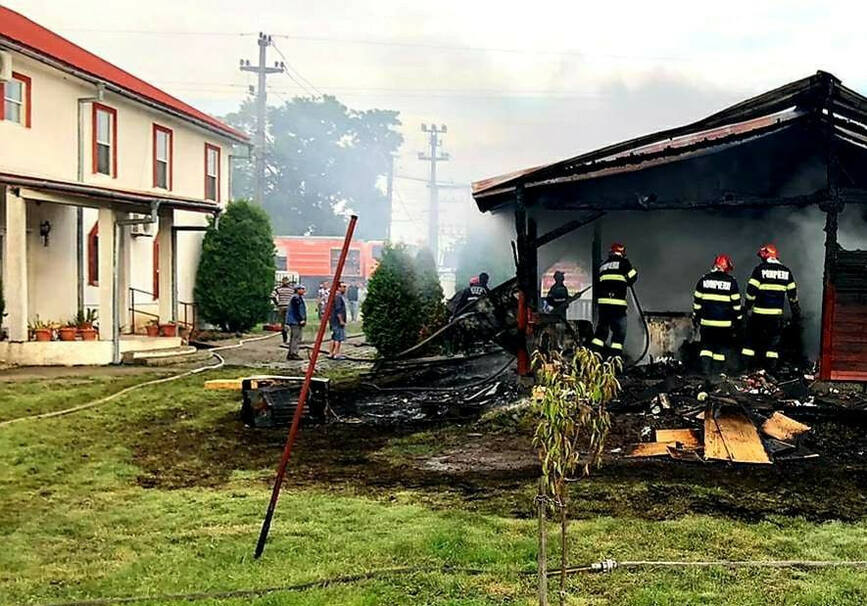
38, 559, 867, 606
0, 332, 280, 428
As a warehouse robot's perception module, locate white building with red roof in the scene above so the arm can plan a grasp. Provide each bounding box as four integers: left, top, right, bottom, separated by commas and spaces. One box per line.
0, 6, 249, 364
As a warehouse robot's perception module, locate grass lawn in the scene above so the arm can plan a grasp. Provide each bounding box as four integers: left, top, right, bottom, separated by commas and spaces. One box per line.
1, 368, 867, 605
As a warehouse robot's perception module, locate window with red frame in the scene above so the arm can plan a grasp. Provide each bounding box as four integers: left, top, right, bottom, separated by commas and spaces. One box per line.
88, 222, 99, 286
153, 124, 172, 190
0, 72, 32, 127
204, 143, 220, 201
92, 103, 117, 177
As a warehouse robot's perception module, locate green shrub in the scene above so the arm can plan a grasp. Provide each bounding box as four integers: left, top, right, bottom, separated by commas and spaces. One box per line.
361, 244, 422, 356
194, 200, 275, 332
414, 249, 447, 339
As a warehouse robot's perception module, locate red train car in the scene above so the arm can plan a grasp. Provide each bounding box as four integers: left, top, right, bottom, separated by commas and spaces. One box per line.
273, 236, 383, 289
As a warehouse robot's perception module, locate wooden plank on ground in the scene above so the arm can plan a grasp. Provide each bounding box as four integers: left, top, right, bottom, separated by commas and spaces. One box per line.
655, 429, 701, 449
703, 408, 730, 462
627, 442, 672, 458
714, 410, 771, 464
761, 412, 811, 442
204, 379, 244, 391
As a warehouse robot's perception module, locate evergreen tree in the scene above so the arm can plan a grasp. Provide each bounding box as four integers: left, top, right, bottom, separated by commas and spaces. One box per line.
361, 244, 422, 356
414, 249, 447, 339
194, 201, 275, 332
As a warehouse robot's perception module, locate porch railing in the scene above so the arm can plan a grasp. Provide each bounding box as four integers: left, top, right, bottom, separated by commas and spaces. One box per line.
128, 287, 198, 338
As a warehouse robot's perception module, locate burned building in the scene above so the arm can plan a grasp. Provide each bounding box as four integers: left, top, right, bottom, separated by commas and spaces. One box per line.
472, 71, 867, 380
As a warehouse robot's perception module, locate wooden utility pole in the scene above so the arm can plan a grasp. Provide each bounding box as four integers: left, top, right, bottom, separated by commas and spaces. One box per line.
240, 33, 283, 205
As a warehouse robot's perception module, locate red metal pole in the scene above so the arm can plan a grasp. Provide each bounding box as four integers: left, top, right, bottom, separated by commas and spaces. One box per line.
517, 291, 530, 376
254, 215, 358, 559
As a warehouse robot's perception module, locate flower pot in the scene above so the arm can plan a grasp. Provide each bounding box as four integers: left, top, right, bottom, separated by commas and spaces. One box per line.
159, 323, 177, 337
79, 328, 98, 341
33, 328, 52, 342
58, 327, 78, 341
145, 324, 160, 337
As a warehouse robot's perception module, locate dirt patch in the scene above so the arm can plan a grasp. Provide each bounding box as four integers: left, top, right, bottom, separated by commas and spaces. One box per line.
422, 434, 536, 474
128, 393, 867, 523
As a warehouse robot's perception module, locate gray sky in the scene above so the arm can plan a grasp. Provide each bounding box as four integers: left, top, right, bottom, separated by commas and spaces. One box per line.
7, 0, 866, 245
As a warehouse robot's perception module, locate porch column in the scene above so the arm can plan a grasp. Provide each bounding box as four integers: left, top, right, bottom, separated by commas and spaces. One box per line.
3, 188, 28, 342
97, 207, 116, 341
117, 218, 131, 333
158, 209, 174, 322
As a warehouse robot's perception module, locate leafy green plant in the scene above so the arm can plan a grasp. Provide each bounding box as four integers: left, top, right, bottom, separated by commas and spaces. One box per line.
361, 244, 422, 357
194, 200, 276, 332
532, 348, 619, 606
414, 249, 447, 341
75, 308, 98, 329
28, 316, 51, 331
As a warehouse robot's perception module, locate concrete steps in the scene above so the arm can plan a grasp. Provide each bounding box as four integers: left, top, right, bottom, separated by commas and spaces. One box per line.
123, 346, 213, 366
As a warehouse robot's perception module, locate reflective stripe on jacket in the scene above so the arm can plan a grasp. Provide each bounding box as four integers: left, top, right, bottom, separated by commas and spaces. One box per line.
693, 269, 741, 328
597, 254, 637, 309
745, 259, 798, 315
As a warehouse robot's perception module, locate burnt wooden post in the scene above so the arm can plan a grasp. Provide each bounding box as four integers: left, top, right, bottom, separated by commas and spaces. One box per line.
514, 185, 531, 375
591, 220, 602, 323
527, 216, 539, 309
819, 74, 842, 380
819, 201, 840, 380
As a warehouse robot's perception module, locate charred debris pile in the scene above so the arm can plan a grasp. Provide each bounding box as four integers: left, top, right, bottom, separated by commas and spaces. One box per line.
614, 361, 867, 465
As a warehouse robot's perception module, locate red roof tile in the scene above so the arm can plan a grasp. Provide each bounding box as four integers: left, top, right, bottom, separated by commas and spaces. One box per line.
0, 6, 248, 142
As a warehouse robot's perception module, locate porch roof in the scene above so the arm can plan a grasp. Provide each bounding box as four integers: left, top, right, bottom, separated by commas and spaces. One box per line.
0, 172, 221, 214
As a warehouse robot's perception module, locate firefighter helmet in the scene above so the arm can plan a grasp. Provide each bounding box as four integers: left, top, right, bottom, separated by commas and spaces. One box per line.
713, 254, 734, 273
610, 242, 626, 255
758, 244, 778, 260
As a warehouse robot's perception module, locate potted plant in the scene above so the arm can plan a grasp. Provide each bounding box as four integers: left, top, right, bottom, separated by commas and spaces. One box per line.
77, 309, 98, 341
58, 320, 78, 342
145, 319, 160, 337
29, 317, 52, 342
159, 321, 177, 337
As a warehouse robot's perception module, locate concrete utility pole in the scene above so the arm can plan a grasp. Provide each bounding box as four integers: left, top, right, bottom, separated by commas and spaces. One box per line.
385, 153, 395, 241
418, 123, 449, 263
240, 33, 283, 205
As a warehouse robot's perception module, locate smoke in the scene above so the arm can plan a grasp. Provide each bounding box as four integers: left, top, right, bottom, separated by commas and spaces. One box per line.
535, 206, 861, 357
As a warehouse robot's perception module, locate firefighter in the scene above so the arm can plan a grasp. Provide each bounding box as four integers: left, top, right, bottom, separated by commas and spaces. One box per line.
545, 271, 570, 319
453, 273, 490, 316
741, 244, 801, 371
692, 254, 741, 376
591, 242, 638, 357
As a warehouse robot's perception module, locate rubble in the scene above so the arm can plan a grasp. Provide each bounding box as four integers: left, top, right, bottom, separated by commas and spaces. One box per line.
616, 361, 867, 465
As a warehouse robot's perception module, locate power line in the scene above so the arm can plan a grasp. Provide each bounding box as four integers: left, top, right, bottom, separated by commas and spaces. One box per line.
271, 41, 323, 97
63, 27, 695, 62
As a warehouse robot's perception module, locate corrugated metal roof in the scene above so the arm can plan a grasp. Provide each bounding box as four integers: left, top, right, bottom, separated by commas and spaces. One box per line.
473, 71, 867, 211
0, 6, 248, 143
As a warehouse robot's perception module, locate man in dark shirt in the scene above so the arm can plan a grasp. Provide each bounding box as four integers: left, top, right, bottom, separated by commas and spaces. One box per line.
285, 285, 307, 360
329, 282, 348, 360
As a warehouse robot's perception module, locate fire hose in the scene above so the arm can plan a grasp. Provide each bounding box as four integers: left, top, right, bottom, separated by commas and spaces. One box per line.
37, 558, 867, 606
0, 332, 281, 428
626, 284, 651, 367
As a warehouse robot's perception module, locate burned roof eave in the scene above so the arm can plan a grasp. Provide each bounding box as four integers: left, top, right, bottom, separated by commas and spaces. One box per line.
478, 114, 814, 211
474, 71, 867, 212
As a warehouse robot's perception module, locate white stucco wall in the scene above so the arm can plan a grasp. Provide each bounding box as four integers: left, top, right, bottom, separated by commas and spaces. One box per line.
0, 47, 240, 337
0, 52, 233, 202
